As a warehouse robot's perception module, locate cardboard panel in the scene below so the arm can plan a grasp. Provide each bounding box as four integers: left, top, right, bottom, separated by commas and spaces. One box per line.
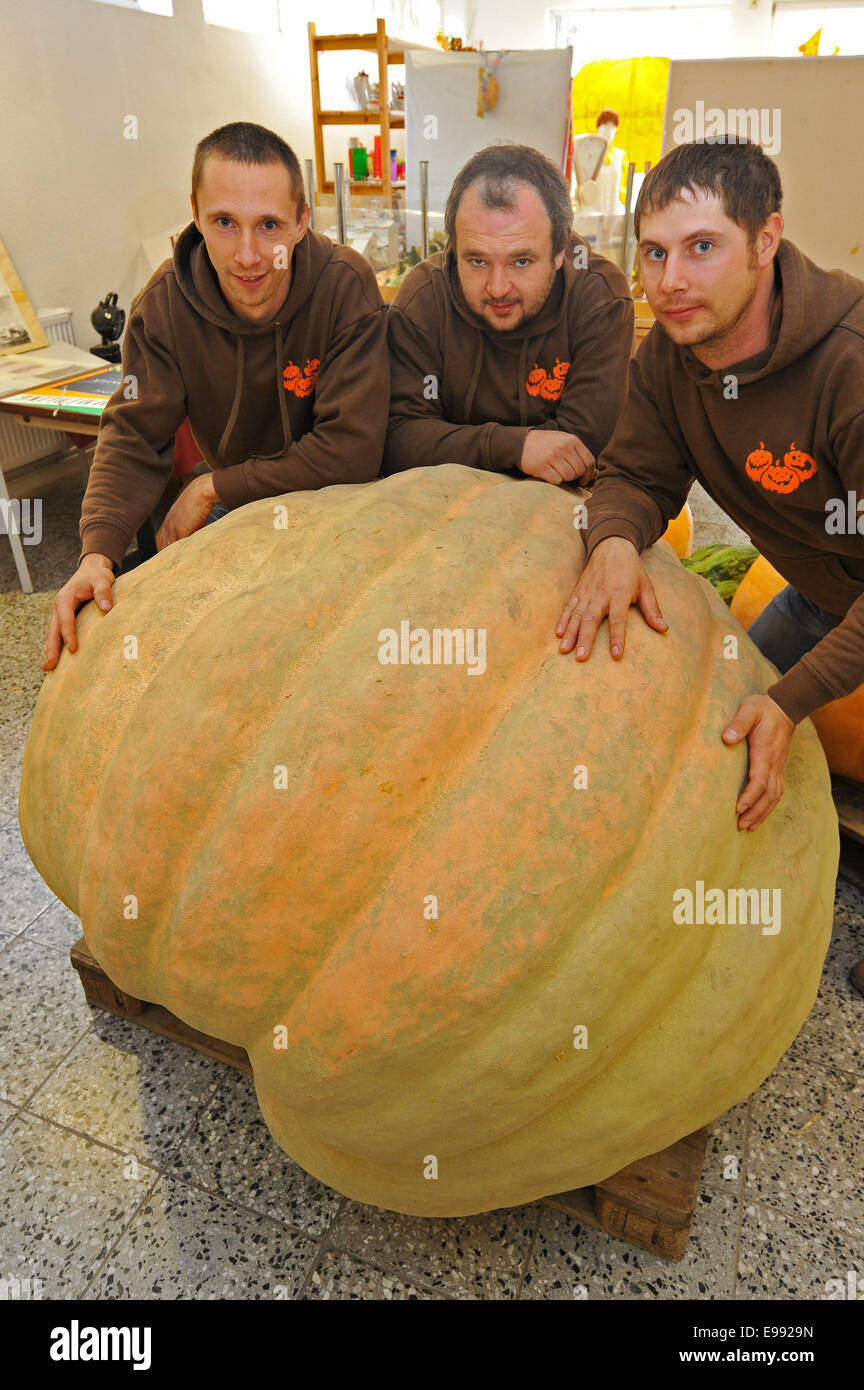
663, 57, 864, 277
405, 48, 573, 248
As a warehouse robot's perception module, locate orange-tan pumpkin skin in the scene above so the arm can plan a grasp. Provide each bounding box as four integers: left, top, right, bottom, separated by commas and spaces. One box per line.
20, 467, 837, 1216
731, 555, 864, 783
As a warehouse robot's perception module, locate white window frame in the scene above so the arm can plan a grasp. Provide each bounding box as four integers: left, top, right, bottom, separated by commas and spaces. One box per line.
88, 0, 173, 14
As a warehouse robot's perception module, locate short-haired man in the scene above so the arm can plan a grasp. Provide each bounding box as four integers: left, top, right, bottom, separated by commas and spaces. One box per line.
43, 121, 389, 670
382, 144, 634, 487
556, 139, 864, 990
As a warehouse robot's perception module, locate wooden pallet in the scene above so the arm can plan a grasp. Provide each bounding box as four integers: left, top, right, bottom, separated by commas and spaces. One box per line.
71, 937, 252, 1076
70, 936, 709, 1260
543, 1126, 710, 1260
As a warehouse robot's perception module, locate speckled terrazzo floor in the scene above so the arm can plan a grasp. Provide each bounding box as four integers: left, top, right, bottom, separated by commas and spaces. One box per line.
0, 465, 860, 1301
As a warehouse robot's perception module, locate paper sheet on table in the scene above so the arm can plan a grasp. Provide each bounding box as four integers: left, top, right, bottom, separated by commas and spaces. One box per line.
0, 355, 105, 400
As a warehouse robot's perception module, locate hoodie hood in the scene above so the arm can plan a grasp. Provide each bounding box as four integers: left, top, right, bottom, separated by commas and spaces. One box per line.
680, 238, 864, 389
382, 230, 634, 477
440, 237, 586, 425
172, 220, 334, 334
170, 221, 339, 462
584, 233, 864, 725
79, 219, 389, 571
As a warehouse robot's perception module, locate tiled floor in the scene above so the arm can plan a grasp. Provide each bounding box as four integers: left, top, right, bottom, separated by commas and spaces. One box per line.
0, 467, 860, 1300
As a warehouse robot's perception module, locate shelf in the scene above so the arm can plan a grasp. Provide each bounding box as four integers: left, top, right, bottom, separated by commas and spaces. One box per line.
311, 32, 418, 61
320, 111, 405, 126
309, 20, 421, 206
321, 180, 406, 196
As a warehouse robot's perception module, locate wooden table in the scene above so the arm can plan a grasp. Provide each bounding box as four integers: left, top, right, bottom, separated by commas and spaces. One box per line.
0, 353, 162, 590
0, 347, 108, 591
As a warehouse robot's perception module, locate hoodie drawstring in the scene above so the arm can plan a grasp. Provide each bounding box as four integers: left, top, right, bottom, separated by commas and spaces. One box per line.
274, 325, 290, 448
464, 330, 485, 421
465, 332, 535, 426
214, 327, 291, 464
216, 336, 246, 464
518, 339, 531, 426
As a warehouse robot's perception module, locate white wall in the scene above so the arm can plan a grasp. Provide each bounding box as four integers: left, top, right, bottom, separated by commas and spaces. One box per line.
464, 0, 777, 56
2, 0, 849, 356
0, 0, 393, 352
664, 55, 864, 275
465, 0, 549, 49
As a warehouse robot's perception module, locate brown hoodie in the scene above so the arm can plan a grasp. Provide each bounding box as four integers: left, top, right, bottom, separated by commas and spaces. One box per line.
79, 223, 389, 570
382, 235, 634, 474
585, 239, 864, 723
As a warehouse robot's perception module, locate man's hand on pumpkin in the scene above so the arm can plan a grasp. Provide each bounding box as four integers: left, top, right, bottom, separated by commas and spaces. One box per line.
42, 554, 116, 671
156, 472, 219, 550
520, 430, 595, 486
557, 536, 668, 659
722, 694, 795, 830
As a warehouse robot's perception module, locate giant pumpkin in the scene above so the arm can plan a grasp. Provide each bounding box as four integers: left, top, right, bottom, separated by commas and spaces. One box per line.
731, 554, 864, 783
20, 466, 836, 1216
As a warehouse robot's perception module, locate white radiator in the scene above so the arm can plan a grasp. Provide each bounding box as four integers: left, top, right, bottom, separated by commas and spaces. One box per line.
0, 308, 83, 471
39, 308, 77, 345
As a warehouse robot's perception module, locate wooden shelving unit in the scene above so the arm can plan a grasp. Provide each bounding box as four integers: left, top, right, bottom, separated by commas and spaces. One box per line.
308, 19, 418, 203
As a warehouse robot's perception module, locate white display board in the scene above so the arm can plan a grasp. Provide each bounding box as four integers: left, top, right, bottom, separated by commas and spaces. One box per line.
404, 48, 573, 248
662, 57, 864, 278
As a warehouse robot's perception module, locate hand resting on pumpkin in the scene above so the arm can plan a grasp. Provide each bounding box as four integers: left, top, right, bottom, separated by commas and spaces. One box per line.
556, 536, 667, 659
154, 472, 219, 551
42, 553, 116, 672
556, 536, 795, 831
41, 473, 222, 672
721, 695, 795, 832
519, 429, 596, 486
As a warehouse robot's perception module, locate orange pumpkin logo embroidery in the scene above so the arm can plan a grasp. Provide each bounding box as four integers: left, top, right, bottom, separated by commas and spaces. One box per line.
744, 441, 817, 494
283, 358, 320, 398
745, 441, 773, 482
526, 358, 570, 400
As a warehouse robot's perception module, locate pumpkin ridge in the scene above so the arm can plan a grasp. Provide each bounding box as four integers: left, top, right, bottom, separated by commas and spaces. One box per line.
80, 470, 540, 1025
264, 739, 832, 1186
158, 509, 507, 992
254, 548, 756, 1136
71, 523, 303, 899
473, 569, 778, 1119
19, 536, 207, 907
244, 486, 597, 1042
69, 522, 329, 985
257, 789, 832, 1203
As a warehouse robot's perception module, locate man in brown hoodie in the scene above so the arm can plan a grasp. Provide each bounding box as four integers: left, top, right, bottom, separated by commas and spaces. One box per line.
556, 139, 864, 990
382, 144, 634, 485
42, 121, 388, 670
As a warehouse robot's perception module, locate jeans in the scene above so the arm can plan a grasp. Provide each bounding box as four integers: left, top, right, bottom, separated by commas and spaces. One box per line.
205, 500, 230, 526
747, 584, 841, 675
